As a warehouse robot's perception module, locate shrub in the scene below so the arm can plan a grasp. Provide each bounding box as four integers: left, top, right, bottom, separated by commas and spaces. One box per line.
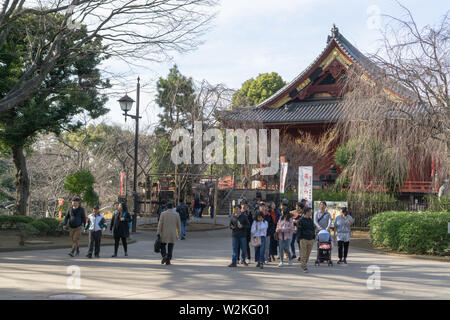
370, 211, 450, 256
424, 195, 450, 212
39, 218, 63, 234
31, 220, 51, 236
0, 215, 34, 228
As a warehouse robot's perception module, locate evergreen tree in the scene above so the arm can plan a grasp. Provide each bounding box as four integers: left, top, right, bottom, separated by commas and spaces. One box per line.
155, 65, 196, 134
0, 14, 110, 215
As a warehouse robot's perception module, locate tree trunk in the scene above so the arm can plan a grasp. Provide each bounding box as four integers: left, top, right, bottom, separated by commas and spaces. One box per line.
12, 145, 30, 216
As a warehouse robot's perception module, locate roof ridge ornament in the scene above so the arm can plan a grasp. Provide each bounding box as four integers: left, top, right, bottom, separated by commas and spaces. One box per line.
327, 24, 339, 43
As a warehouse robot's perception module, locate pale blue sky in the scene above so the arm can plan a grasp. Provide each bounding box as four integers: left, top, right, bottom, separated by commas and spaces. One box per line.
98, 0, 448, 131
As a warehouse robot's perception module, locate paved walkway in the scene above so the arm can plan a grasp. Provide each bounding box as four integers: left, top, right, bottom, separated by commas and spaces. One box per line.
0, 217, 449, 299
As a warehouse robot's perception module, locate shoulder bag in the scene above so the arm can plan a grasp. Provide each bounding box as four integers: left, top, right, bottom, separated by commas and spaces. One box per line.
251, 222, 262, 247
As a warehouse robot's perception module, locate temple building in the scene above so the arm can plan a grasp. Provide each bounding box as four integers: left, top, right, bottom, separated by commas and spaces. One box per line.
219, 25, 437, 195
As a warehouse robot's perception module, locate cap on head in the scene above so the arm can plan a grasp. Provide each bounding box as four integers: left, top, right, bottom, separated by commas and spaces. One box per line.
93, 205, 100, 210
72, 196, 81, 202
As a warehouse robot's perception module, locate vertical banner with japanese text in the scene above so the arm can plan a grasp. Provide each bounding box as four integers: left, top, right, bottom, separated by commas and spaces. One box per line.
280, 162, 288, 194
298, 166, 313, 207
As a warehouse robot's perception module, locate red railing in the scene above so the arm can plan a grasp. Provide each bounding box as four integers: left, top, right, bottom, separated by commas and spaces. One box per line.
399, 180, 435, 193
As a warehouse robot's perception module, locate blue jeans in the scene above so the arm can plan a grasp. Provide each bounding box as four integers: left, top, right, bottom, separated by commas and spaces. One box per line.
279, 239, 292, 263
232, 237, 247, 264
254, 236, 266, 263
194, 208, 200, 217
291, 232, 300, 256
180, 219, 186, 239
210, 206, 214, 219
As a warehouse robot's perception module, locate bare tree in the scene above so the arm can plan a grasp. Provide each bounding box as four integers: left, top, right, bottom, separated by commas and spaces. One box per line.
337, 5, 449, 194
0, 0, 218, 113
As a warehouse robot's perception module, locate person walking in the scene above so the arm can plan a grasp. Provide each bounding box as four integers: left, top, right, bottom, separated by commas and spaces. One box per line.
110, 202, 131, 257
209, 188, 215, 219
157, 201, 166, 222
243, 202, 253, 263
334, 207, 354, 264
276, 208, 294, 267
84, 205, 107, 258
176, 198, 189, 240
314, 201, 332, 233
157, 202, 181, 265
297, 207, 315, 273
228, 204, 250, 267
63, 196, 86, 257
259, 201, 277, 264
237, 202, 253, 264
267, 201, 280, 262
259, 202, 271, 264
194, 195, 201, 218
290, 202, 304, 260
251, 212, 268, 269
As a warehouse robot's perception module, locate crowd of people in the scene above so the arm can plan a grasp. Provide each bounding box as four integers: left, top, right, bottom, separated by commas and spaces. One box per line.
62, 195, 354, 272
228, 199, 354, 273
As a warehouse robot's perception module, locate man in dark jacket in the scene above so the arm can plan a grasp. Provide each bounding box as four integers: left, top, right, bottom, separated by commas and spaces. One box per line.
228, 206, 250, 267
63, 196, 86, 257
237, 202, 252, 263
297, 207, 315, 273
176, 198, 189, 240
194, 195, 201, 218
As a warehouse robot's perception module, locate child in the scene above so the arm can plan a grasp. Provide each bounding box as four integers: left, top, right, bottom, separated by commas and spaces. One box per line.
84, 205, 107, 258
251, 211, 268, 269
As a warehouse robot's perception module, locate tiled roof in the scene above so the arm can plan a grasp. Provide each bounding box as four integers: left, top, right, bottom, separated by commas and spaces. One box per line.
250, 25, 415, 110
222, 100, 342, 124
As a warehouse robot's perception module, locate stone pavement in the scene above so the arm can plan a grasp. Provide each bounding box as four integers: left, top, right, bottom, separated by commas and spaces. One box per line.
0, 216, 449, 300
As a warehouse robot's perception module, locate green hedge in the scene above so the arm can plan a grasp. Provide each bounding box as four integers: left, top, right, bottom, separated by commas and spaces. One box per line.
0, 215, 34, 227
370, 211, 450, 256
0, 215, 62, 236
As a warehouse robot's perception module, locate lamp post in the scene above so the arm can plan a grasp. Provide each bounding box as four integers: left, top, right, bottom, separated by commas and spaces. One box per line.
118, 77, 141, 233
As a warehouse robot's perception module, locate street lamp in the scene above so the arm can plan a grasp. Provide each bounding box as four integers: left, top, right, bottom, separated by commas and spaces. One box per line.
118, 77, 141, 233
118, 94, 134, 120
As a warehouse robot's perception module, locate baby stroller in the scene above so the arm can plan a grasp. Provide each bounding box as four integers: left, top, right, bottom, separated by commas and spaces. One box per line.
315, 230, 333, 267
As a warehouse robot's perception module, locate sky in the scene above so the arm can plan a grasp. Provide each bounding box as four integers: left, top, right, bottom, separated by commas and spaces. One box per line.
96, 0, 449, 131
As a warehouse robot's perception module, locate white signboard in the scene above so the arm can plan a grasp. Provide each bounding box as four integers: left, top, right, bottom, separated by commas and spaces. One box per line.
298, 166, 313, 207
280, 162, 288, 194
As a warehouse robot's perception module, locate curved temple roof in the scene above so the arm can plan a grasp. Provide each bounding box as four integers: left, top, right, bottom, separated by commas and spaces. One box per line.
221, 25, 415, 125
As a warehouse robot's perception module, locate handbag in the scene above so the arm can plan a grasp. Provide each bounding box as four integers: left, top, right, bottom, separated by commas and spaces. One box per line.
251, 235, 261, 247
154, 235, 162, 253
251, 222, 261, 247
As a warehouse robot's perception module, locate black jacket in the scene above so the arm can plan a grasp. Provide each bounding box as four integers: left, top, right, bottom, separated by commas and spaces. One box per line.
176, 203, 189, 221
110, 210, 132, 238
264, 211, 278, 236
229, 213, 249, 238
64, 206, 86, 228
296, 216, 315, 241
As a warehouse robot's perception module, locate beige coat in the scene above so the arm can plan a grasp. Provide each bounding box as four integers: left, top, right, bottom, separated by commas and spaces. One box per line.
157, 208, 181, 244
